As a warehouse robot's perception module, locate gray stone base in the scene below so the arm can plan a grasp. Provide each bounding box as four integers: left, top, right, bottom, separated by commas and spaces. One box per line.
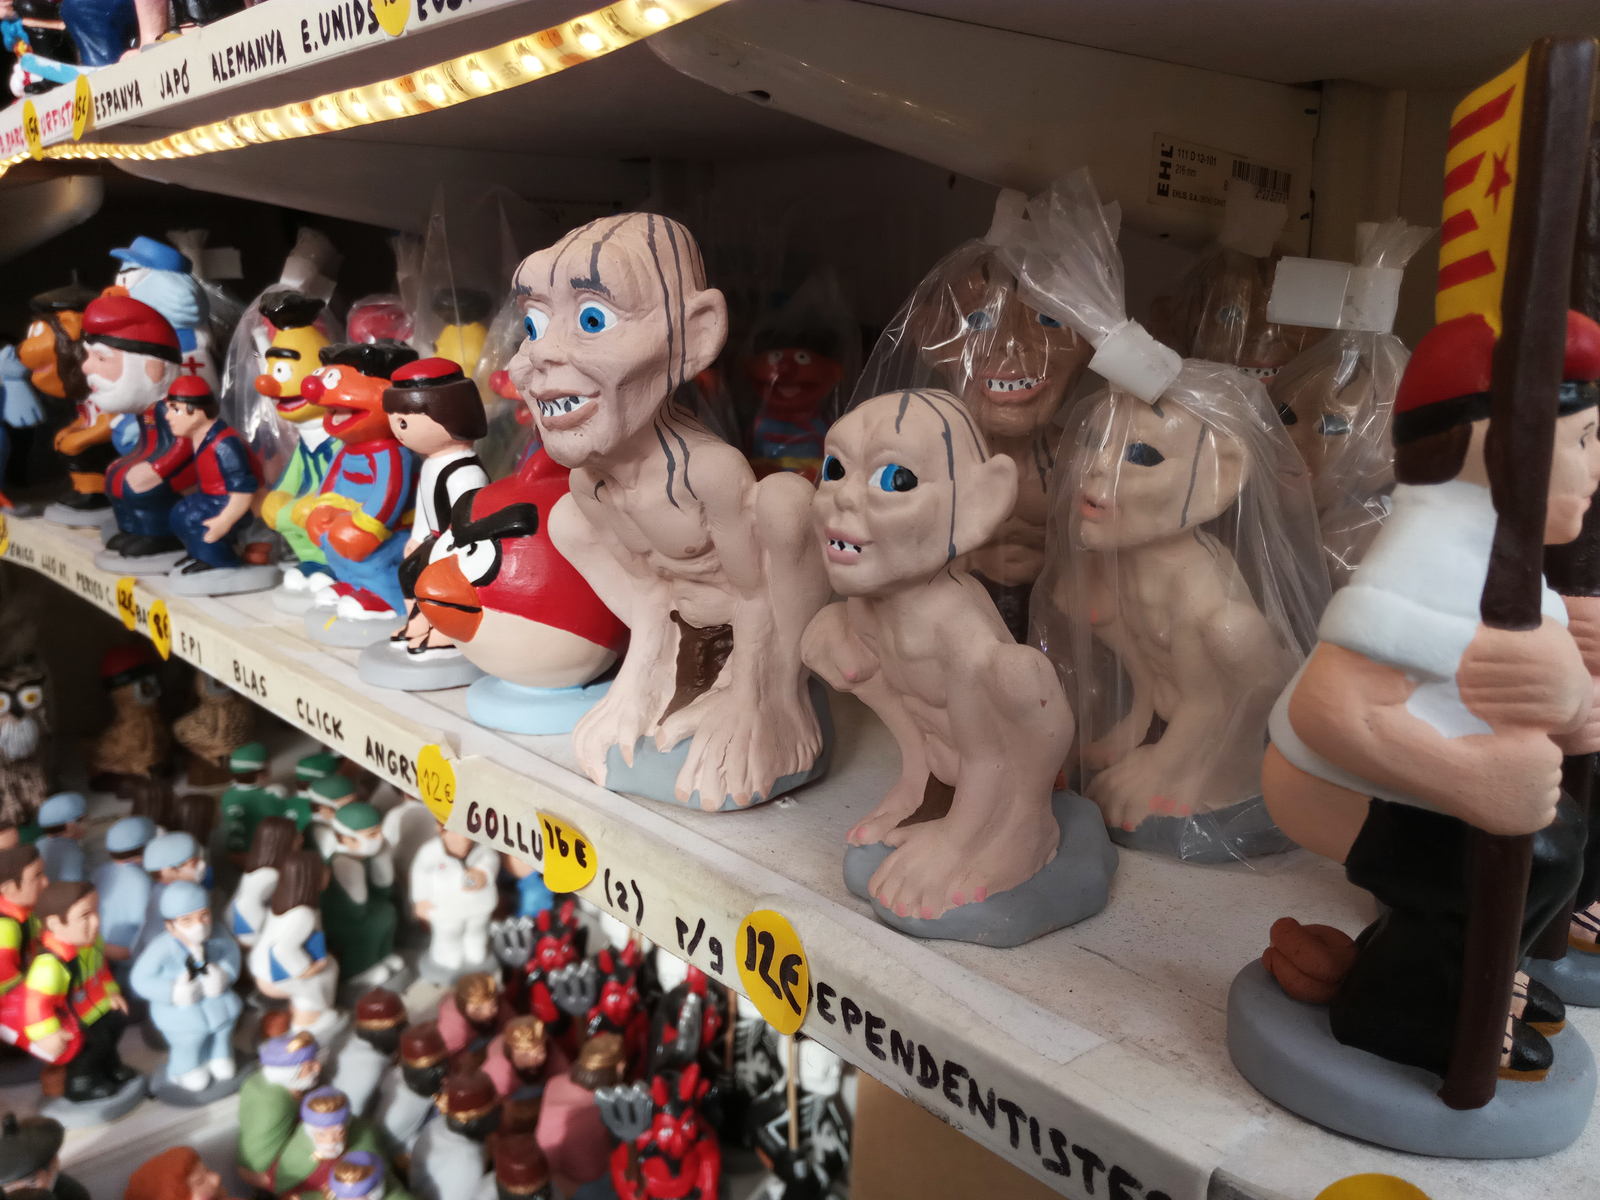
271, 584, 320, 614
1108, 794, 1294, 863
844, 791, 1118, 947
358, 639, 485, 691
149, 1059, 256, 1107
40, 1072, 148, 1128
417, 950, 499, 986
1226, 958, 1596, 1157
603, 677, 833, 812
41, 502, 111, 528
166, 563, 281, 597
92, 547, 185, 576
1524, 949, 1600, 1009
304, 607, 405, 648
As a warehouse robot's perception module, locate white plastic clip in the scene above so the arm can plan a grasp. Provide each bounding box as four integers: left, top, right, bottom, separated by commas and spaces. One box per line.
1089, 320, 1183, 404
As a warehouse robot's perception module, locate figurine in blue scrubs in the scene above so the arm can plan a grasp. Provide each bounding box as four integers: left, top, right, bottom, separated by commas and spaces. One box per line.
33, 792, 86, 884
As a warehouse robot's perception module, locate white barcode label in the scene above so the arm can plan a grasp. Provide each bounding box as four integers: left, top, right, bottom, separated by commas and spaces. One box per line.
1150, 134, 1293, 211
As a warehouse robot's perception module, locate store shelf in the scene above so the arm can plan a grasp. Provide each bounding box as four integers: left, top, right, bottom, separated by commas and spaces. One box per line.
4, 510, 1597, 1200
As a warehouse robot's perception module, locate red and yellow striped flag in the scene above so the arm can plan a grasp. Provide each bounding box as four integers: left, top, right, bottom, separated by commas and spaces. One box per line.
1437, 51, 1529, 335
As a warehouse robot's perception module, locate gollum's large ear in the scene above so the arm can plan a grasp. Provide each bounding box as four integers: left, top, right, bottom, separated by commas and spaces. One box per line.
951, 452, 1020, 559
681, 286, 730, 385
1182, 421, 1250, 528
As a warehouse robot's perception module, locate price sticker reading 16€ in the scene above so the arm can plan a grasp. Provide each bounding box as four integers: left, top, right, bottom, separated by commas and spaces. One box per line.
738, 909, 809, 1034
417, 744, 456, 823
538, 811, 597, 892
115, 577, 139, 630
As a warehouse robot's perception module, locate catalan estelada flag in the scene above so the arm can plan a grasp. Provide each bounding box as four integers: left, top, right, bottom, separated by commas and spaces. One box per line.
1437, 51, 1529, 335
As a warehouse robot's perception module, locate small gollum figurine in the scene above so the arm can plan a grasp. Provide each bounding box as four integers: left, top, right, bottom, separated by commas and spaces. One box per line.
802, 390, 1114, 944
509, 214, 831, 810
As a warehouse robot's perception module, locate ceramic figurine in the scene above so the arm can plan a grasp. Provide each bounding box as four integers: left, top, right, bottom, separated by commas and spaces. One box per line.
237, 1031, 322, 1190
307, 775, 358, 828
131, 831, 207, 962
438, 971, 511, 1057
492, 1134, 556, 1200
328, 988, 405, 1118
223, 777, 306, 870
173, 672, 255, 787
0, 1114, 89, 1200
266, 1087, 398, 1198
409, 1069, 499, 1200
92, 815, 154, 970
492, 904, 583, 1046
1007, 169, 1328, 862
599, 1062, 719, 1200
0, 342, 46, 511
86, 645, 169, 793
801, 389, 1113, 944
411, 447, 627, 734
358, 358, 490, 691
154, 376, 279, 596
854, 190, 1094, 644
174, 796, 219, 888
313, 801, 402, 990
295, 342, 421, 647
746, 1036, 851, 1198
21, 284, 105, 525
0, 612, 49, 827
125, 1146, 235, 1200
508, 214, 831, 810
324, 1152, 393, 1200
0, 846, 47, 1008
1239, 310, 1600, 1153
644, 964, 718, 1078
106, 237, 218, 390
536, 1033, 625, 1192
82, 297, 189, 573
504, 854, 554, 920
248, 849, 340, 1040
348, 297, 412, 346
130, 880, 243, 1102
33, 793, 85, 884
297, 752, 342, 801
57, 0, 136, 67
411, 819, 499, 982
371, 1022, 447, 1161
432, 287, 492, 376
487, 1015, 562, 1133
256, 292, 338, 613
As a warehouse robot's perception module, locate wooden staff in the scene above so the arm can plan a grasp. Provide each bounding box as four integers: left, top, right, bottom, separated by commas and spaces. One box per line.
1441, 35, 1597, 1110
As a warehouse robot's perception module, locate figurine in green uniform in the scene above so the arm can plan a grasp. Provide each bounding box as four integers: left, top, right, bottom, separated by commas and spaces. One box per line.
317, 802, 402, 989
222, 744, 311, 864
237, 1030, 323, 1191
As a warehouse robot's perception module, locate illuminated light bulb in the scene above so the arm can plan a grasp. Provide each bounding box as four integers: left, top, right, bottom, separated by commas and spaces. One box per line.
426, 82, 445, 102
470, 68, 489, 88
385, 92, 403, 112
521, 54, 543, 72
263, 120, 281, 136
291, 116, 307, 132
160, 148, 175, 158
643, 4, 669, 25
351, 100, 368, 119
577, 29, 603, 51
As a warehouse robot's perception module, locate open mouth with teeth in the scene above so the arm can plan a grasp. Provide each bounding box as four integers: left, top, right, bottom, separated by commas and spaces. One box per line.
825, 534, 864, 564
1237, 365, 1280, 380
982, 375, 1049, 403
536, 395, 596, 420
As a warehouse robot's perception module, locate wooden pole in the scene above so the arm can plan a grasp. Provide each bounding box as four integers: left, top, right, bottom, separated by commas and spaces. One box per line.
787, 1035, 800, 1152
1440, 36, 1597, 1111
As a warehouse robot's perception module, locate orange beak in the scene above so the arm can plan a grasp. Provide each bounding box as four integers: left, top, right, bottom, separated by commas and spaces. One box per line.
415, 554, 483, 643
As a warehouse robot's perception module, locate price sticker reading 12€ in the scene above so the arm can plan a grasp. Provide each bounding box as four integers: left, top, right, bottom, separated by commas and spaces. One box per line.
147, 600, 171, 660
417, 744, 456, 823
737, 909, 809, 1035
115, 577, 138, 630
538, 811, 596, 892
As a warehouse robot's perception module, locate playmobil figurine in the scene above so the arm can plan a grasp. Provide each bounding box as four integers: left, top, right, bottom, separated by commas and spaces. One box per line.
106, 238, 218, 390
85, 297, 189, 573
0, 845, 47, 1004
329, 989, 405, 1117
156, 377, 279, 595
238, 1031, 322, 1190
87, 645, 169, 792
599, 1063, 719, 1200
256, 292, 338, 611
315, 801, 402, 990
126, 1146, 235, 1200
93, 816, 154, 969
130, 880, 243, 1101
0, 342, 45, 511
0, 614, 49, 827
409, 1069, 500, 1200
509, 214, 831, 810
537, 1033, 624, 1191
267, 1087, 397, 1198
359, 359, 490, 691
411, 819, 499, 981
412, 448, 628, 734
21, 284, 104, 524
801, 390, 1113, 943
295, 342, 421, 646
173, 672, 254, 787
249, 850, 340, 1039
432, 287, 492, 375
0, 1114, 89, 1200
371, 1021, 447, 1160
33, 793, 85, 884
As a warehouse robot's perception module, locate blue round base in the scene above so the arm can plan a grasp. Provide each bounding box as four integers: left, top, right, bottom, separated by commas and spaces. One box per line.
466, 675, 613, 735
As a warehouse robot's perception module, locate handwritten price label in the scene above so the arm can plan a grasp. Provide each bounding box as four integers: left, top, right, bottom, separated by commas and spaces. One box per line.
417, 744, 456, 822
538, 811, 596, 892
737, 909, 809, 1035
0, 513, 9, 557
21, 100, 41, 160
147, 600, 171, 660
372, 0, 409, 37
72, 74, 92, 140
115, 577, 138, 630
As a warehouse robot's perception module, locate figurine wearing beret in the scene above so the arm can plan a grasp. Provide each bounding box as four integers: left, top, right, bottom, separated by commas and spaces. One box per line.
0, 1112, 89, 1200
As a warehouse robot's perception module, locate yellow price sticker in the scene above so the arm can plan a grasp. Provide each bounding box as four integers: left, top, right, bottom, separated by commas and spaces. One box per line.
371, 0, 408, 38
537, 811, 596, 892
22, 100, 41, 160
417, 744, 456, 822
737, 909, 809, 1035
71, 73, 92, 140
0, 512, 9, 557
1315, 1177, 1431, 1200
115, 577, 139, 630
147, 600, 171, 660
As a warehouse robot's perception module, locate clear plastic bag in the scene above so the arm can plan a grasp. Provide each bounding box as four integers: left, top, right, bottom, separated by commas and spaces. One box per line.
1013, 170, 1330, 862
473, 290, 538, 479
1266, 219, 1433, 586
852, 187, 1096, 643
413, 188, 524, 377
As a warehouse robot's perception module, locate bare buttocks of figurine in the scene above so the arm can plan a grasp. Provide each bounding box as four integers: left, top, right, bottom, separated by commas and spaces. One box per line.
802, 390, 1072, 920
508, 214, 829, 808
1069, 393, 1294, 831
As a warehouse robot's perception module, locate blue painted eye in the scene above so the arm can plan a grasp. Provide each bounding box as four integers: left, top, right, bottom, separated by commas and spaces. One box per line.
577, 302, 618, 334
964, 310, 993, 331
821, 455, 844, 482
1036, 311, 1062, 328
1125, 442, 1165, 467
869, 464, 918, 492
523, 310, 550, 341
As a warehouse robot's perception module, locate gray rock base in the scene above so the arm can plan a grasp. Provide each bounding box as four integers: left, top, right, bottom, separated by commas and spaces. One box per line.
417, 950, 500, 986
844, 791, 1118, 948
166, 563, 281, 597
271, 585, 320, 614
304, 607, 405, 647
358, 639, 485, 691
1226, 958, 1596, 1157
93, 547, 185, 575
1524, 949, 1600, 1008
1108, 794, 1294, 863
41, 502, 111, 528
604, 676, 834, 812
40, 1073, 148, 1128
149, 1060, 256, 1107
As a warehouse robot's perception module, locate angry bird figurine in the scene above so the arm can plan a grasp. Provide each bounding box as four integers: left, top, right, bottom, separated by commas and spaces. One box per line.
412, 448, 627, 733
294, 341, 420, 646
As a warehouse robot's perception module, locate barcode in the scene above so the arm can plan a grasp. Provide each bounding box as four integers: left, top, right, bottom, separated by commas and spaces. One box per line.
1231, 160, 1291, 200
